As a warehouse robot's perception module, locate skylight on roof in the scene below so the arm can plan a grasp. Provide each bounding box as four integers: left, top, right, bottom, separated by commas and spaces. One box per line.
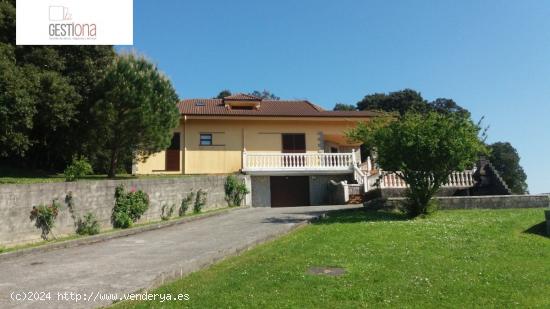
195, 102, 206, 107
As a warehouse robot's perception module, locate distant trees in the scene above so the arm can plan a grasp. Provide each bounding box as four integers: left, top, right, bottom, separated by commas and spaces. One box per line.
214, 89, 280, 100
333, 103, 356, 111
215, 90, 231, 99
249, 90, 280, 100
356, 89, 470, 118
487, 142, 528, 194
91, 54, 180, 177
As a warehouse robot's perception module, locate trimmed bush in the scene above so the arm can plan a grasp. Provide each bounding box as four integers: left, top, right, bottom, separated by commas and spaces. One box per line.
64, 156, 93, 181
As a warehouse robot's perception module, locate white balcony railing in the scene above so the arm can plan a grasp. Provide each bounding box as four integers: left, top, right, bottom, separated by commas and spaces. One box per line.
242, 150, 356, 173
378, 170, 476, 189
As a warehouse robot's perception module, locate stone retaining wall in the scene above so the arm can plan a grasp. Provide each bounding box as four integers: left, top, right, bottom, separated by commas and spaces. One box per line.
0, 175, 251, 246
374, 195, 550, 211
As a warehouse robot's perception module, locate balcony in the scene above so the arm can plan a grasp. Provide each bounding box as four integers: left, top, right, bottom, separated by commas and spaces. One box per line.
242, 151, 358, 175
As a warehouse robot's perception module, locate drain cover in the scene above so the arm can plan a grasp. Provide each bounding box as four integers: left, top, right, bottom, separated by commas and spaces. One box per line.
307, 267, 346, 276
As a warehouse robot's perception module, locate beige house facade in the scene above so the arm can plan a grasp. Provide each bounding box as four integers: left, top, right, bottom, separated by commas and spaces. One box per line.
135, 94, 377, 206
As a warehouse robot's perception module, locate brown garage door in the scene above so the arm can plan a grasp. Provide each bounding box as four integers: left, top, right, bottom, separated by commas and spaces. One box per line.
270, 176, 310, 207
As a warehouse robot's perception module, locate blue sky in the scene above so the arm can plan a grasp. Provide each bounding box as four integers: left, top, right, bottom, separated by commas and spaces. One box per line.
128, 0, 550, 193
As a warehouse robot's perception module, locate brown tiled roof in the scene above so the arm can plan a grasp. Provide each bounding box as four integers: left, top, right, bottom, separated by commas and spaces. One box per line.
223, 93, 261, 101
178, 99, 378, 117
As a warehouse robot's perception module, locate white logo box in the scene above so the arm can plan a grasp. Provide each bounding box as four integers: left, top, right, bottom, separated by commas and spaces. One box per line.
16, 0, 133, 45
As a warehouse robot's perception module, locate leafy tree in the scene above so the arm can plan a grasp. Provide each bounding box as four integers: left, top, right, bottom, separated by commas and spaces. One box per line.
215, 89, 232, 99
57, 46, 116, 169
0, 0, 15, 43
346, 116, 394, 157
487, 142, 528, 194
26, 70, 80, 169
249, 90, 280, 100
91, 53, 180, 177
372, 112, 486, 216
21, 47, 115, 171
0, 44, 35, 157
333, 103, 357, 111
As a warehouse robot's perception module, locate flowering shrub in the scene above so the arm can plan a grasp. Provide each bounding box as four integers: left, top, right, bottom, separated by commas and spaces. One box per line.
112, 185, 149, 228
30, 200, 61, 240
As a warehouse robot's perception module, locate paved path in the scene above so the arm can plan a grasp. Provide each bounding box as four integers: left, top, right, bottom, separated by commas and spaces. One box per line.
0, 205, 355, 309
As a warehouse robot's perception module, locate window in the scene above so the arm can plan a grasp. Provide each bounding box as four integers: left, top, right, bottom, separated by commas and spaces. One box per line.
200, 133, 213, 146
282, 133, 306, 153
231, 106, 254, 110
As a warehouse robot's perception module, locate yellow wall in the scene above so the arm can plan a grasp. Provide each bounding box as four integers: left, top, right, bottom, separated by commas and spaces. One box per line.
136, 117, 370, 175
135, 128, 183, 174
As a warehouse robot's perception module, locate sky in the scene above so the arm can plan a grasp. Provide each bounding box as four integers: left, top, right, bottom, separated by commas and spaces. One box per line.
127, 0, 550, 194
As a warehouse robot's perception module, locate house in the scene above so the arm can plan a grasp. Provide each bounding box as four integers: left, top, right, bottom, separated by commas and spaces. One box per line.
134, 93, 378, 206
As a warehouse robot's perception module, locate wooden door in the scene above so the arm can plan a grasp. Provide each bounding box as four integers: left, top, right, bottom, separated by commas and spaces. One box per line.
165, 133, 180, 171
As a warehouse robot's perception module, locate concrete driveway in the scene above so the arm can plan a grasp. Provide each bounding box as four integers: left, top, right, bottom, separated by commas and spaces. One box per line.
0, 205, 356, 309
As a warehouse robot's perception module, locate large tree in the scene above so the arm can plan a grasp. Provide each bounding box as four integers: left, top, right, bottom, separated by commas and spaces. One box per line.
0, 0, 115, 170
346, 116, 393, 157
371, 112, 486, 216
91, 54, 180, 177
0, 44, 35, 157
487, 142, 528, 194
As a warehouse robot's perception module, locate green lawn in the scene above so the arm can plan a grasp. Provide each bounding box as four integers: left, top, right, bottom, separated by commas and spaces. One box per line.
113, 208, 550, 308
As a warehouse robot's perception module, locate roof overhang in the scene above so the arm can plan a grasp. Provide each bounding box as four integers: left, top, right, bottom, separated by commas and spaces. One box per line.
182, 115, 374, 122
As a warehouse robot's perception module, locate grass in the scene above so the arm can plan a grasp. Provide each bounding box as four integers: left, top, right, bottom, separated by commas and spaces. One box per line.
0, 165, 189, 184
113, 208, 550, 308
